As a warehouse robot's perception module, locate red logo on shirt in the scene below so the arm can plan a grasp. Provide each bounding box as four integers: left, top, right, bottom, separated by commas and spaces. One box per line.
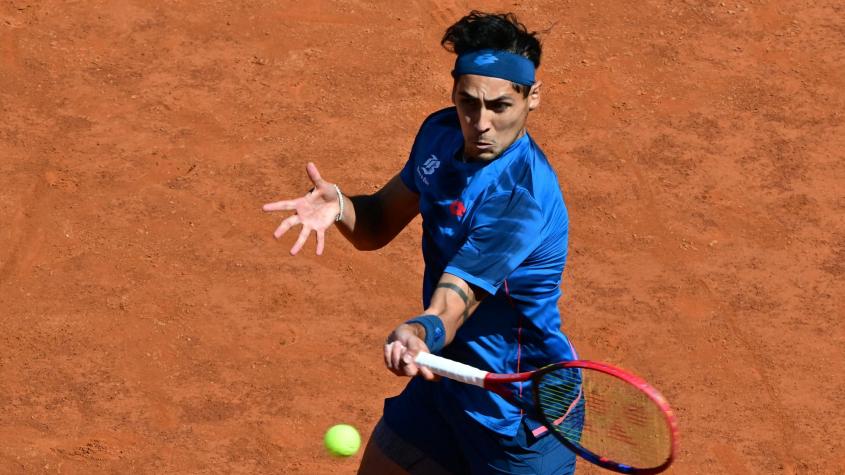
449, 200, 466, 218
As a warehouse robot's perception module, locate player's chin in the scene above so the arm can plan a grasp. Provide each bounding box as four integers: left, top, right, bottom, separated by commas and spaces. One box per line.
469, 148, 500, 161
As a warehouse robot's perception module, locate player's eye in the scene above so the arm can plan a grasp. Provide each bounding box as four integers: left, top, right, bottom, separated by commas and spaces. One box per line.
490, 103, 510, 112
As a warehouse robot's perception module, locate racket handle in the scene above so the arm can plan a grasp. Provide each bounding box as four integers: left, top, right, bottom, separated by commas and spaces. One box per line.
415, 352, 488, 387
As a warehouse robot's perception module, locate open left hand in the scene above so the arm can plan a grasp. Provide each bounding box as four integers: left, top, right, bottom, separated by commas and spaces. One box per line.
262, 162, 340, 255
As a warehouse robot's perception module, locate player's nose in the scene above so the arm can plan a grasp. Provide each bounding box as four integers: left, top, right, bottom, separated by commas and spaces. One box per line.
475, 108, 493, 132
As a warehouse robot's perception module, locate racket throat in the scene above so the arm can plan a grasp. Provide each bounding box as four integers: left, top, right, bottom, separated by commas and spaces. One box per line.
484, 382, 541, 419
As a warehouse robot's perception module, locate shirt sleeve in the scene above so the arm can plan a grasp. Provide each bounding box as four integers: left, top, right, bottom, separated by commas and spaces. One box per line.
400, 116, 436, 195
445, 188, 544, 294
399, 153, 418, 194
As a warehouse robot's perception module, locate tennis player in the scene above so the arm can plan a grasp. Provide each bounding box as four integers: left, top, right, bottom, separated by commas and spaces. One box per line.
264, 11, 578, 475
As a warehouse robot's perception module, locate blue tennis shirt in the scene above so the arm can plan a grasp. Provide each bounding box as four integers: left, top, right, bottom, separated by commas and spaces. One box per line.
399, 107, 577, 436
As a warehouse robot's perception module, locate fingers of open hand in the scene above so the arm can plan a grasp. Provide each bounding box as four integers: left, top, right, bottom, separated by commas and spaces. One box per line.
306, 162, 324, 187
263, 200, 298, 212
289, 226, 311, 256
315, 229, 325, 256
273, 215, 301, 239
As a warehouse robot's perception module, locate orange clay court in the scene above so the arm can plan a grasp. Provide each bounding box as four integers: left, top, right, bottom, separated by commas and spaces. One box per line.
1, 1, 843, 474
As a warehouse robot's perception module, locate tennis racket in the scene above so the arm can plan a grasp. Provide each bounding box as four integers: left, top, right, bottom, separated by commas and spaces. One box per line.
414, 352, 679, 474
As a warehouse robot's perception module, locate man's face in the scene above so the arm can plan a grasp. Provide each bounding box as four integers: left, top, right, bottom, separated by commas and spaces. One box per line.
452, 74, 541, 161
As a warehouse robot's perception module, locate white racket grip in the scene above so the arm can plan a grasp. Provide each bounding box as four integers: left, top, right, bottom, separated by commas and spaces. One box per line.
415, 352, 488, 387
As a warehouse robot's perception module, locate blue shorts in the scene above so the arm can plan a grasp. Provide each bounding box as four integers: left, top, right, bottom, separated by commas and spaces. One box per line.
376, 378, 577, 475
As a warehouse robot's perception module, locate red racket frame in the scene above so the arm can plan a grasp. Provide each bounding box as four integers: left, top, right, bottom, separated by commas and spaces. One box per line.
483, 360, 679, 474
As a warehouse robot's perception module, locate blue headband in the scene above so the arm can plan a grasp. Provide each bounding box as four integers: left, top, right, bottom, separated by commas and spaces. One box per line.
453, 49, 536, 86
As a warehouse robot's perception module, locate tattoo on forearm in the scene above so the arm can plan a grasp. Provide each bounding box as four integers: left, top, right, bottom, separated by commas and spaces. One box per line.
436, 283, 473, 323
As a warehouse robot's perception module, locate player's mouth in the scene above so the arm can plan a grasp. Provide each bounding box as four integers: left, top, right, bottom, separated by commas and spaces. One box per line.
474, 141, 494, 150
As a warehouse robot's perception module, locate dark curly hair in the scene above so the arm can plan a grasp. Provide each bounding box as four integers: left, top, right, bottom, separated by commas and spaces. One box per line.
441, 11, 542, 96
442, 11, 542, 66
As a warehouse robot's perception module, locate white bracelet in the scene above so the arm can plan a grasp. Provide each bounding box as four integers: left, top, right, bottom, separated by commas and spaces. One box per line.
333, 184, 344, 222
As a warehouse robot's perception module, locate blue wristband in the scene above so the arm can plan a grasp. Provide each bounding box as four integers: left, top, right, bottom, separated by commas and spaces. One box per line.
405, 314, 446, 353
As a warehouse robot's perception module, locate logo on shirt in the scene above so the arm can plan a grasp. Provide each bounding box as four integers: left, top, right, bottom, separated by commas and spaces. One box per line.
421, 155, 440, 175
474, 54, 499, 66
416, 154, 440, 186
449, 200, 466, 218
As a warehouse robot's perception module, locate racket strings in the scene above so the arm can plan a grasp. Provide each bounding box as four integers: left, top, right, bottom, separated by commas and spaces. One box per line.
537, 368, 672, 469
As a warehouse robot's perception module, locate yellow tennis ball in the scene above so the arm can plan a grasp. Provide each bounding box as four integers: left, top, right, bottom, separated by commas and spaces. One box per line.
324, 424, 361, 457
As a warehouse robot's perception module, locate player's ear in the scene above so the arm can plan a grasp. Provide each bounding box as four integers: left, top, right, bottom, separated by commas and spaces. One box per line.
528, 80, 542, 111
